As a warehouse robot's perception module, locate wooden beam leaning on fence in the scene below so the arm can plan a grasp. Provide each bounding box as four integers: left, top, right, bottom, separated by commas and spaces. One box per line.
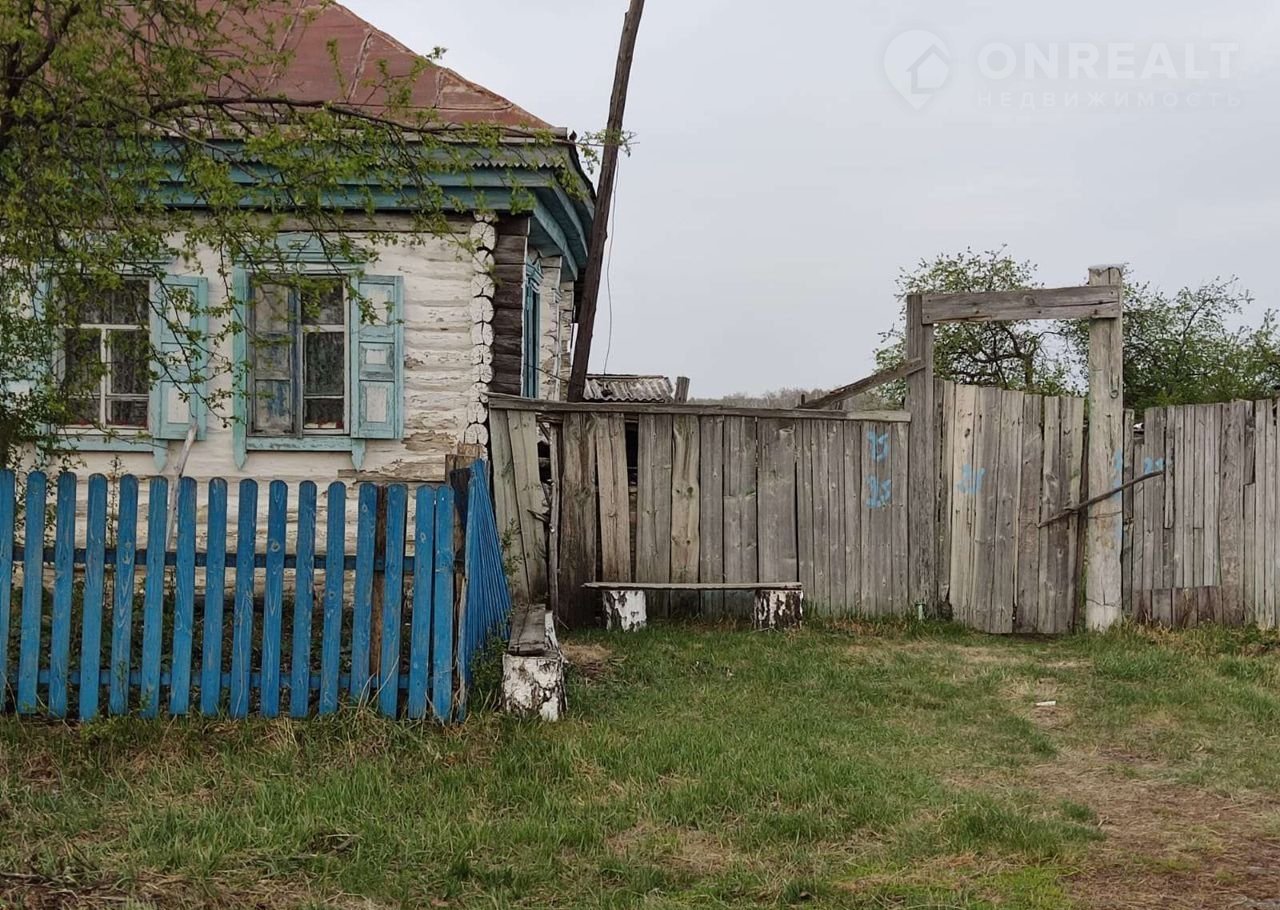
918, 267, 1127, 631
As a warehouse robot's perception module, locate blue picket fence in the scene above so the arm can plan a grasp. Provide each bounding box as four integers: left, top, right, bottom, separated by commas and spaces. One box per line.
0, 460, 512, 722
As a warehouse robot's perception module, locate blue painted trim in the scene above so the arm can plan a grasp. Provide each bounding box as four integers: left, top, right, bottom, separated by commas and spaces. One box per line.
245, 436, 358, 453
232, 269, 250, 470
58, 433, 156, 454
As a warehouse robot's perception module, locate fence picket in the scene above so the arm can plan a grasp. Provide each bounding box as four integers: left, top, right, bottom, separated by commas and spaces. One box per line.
0, 470, 12, 705
201, 478, 228, 716
320, 481, 346, 715
378, 484, 408, 717
407, 486, 437, 720
169, 477, 198, 716
110, 475, 139, 715
139, 477, 170, 718
230, 479, 258, 718
17, 471, 46, 714
432, 485, 456, 722
290, 481, 318, 718
79, 474, 108, 721
49, 473, 77, 718
351, 483, 377, 703
0, 468, 494, 725
260, 480, 287, 718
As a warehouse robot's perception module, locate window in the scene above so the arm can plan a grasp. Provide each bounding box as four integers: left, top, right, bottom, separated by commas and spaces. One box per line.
522, 262, 542, 398
63, 278, 151, 430
250, 277, 348, 436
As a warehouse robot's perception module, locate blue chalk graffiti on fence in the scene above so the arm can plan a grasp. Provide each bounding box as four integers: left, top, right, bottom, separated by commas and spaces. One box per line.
955, 464, 987, 496
865, 478, 892, 509
867, 430, 891, 464
0, 463, 512, 723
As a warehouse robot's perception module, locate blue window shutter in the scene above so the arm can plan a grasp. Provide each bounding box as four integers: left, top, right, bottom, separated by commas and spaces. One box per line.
522, 262, 542, 398
350, 275, 403, 440
149, 276, 210, 441
232, 269, 249, 469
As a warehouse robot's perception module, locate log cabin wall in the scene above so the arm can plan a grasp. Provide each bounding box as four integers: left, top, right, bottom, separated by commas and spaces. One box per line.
489, 215, 531, 397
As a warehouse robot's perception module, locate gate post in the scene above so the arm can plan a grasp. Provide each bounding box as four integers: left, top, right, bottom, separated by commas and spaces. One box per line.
1085, 266, 1125, 630
905, 293, 938, 611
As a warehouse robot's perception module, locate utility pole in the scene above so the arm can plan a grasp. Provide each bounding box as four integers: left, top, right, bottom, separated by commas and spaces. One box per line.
566, 0, 645, 401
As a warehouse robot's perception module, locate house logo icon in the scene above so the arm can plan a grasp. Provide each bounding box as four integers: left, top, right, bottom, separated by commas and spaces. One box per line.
884, 30, 951, 109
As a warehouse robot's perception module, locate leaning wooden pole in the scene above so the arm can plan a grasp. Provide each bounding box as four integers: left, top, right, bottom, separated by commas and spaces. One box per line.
904, 294, 938, 612
566, 0, 646, 402
1084, 265, 1125, 630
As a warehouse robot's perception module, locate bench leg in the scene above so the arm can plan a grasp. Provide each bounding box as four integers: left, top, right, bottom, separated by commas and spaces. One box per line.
603, 589, 647, 631
502, 652, 566, 721
754, 589, 804, 630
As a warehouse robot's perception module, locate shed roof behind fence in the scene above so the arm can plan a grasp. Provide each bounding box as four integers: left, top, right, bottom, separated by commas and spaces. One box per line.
584, 374, 676, 403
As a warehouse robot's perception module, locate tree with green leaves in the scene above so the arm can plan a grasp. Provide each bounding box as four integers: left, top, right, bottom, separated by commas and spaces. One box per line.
875, 247, 1075, 400
0, 0, 580, 468
874, 247, 1280, 412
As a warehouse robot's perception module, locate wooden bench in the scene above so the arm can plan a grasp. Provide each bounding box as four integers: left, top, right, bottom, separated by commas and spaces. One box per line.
582, 582, 804, 631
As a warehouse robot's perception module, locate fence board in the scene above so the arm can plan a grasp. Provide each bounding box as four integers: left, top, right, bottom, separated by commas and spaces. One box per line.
948, 385, 977, 620
49, 473, 76, 718
796, 422, 816, 606
489, 409, 527, 603
201, 478, 228, 716
290, 481, 318, 718
169, 477, 198, 716
509, 411, 549, 603
139, 477, 169, 719
261, 480, 287, 718
431, 485, 456, 723
407, 487, 436, 720
17, 471, 46, 714
758, 418, 798, 584
0, 471, 11, 706
670, 414, 701, 614
936, 381, 954, 607
379, 484, 408, 718
559, 412, 599, 623
842, 422, 862, 614
636, 414, 674, 591
1015, 395, 1042, 632
825, 421, 847, 612
230, 479, 257, 718
990, 390, 1022, 634
891, 422, 909, 611
811, 421, 832, 609
319, 481, 346, 715
595, 415, 631, 583
351, 483, 378, 703
698, 416, 726, 615
80, 475, 107, 720
109, 475, 139, 715
723, 416, 758, 615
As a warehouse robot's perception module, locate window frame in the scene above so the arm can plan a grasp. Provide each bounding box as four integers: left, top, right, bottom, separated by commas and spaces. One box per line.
247, 275, 352, 439
60, 276, 152, 435
522, 260, 542, 399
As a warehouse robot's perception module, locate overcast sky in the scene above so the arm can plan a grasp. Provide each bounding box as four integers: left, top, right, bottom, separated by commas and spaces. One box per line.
348, 0, 1280, 397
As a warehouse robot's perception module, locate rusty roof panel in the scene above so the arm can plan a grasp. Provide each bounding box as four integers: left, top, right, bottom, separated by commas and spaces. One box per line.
585, 375, 676, 403
225, 1, 552, 130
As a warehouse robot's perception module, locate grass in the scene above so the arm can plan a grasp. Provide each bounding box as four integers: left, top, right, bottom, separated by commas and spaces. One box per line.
3, 620, 1280, 908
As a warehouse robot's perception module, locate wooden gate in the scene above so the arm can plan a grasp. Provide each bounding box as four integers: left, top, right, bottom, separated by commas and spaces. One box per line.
940, 383, 1086, 633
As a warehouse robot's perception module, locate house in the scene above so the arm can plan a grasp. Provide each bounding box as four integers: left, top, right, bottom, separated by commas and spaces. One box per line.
59, 2, 594, 485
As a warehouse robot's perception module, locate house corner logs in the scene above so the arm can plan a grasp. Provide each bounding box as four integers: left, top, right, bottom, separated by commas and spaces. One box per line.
904, 293, 938, 609
1085, 266, 1125, 631
465, 215, 497, 448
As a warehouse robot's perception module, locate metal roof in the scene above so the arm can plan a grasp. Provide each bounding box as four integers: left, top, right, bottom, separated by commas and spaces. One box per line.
224, 1, 553, 130
584, 375, 676, 403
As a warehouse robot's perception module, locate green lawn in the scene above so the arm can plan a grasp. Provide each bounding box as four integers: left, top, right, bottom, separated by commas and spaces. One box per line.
3, 621, 1280, 908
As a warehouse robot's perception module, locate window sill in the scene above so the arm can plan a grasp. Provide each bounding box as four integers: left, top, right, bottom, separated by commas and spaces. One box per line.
61, 433, 157, 454
244, 435, 369, 468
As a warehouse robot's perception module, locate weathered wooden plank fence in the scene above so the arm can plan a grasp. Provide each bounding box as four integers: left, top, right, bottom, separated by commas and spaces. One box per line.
487, 384, 1280, 634
490, 398, 913, 624
0, 461, 511, 721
